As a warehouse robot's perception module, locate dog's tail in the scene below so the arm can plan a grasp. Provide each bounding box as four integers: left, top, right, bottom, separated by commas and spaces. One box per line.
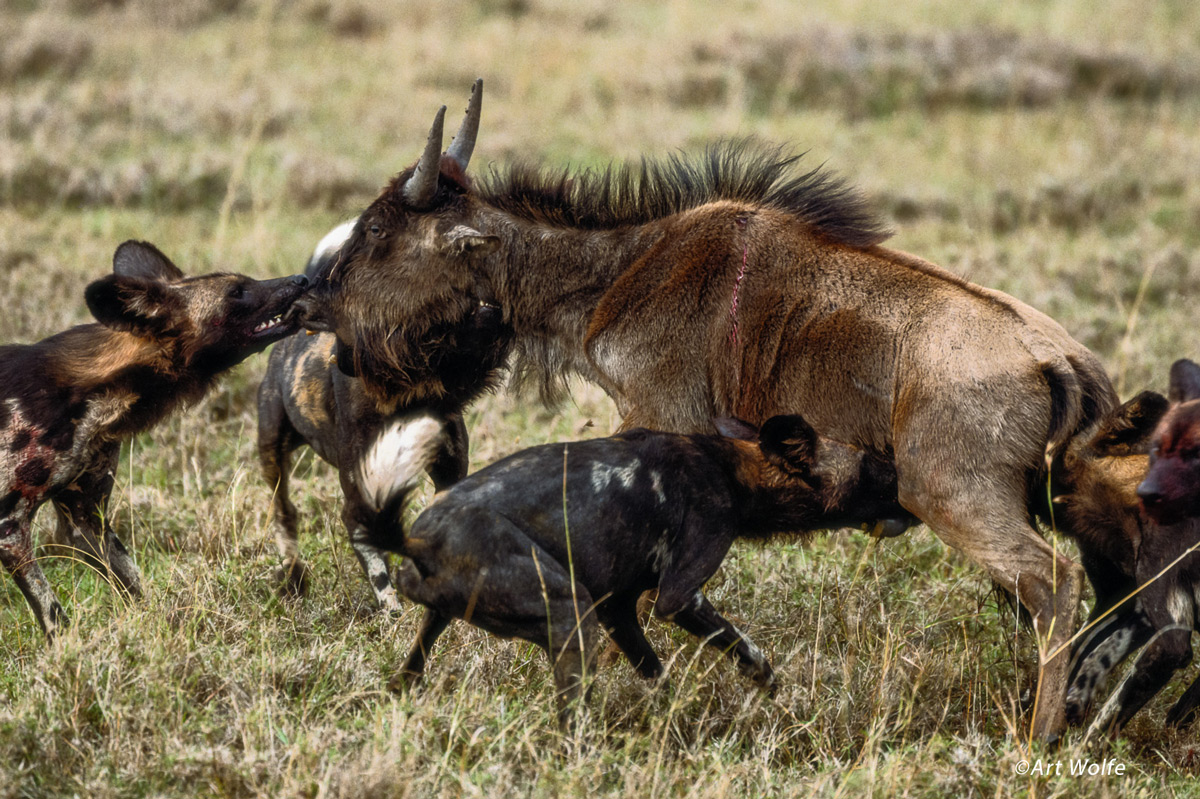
356, 411, 446, 550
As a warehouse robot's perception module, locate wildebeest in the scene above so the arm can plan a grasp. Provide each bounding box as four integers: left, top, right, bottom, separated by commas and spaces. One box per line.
1137, 358, 1200, 525
1, 241, 308, 639
1054, 390, 1200, 738
294, 81, 1118, 738
356, 410, 914, 725
257, 221, 509, 606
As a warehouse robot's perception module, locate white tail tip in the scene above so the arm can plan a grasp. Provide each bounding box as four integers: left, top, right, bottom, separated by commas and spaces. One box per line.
356, 411, 446, 512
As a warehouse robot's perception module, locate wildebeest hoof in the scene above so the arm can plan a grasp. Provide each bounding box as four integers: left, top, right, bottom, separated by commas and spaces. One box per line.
275, 559, 312, 598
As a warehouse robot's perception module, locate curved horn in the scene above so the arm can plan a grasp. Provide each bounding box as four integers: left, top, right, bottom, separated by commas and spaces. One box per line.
402, 105, 446, 208
445, 78, 483, 172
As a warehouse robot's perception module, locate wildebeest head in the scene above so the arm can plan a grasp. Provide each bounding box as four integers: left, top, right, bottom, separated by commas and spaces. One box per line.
1138, 359, 1200, 524
85, 240, 310, 371
293, 80, 511, 403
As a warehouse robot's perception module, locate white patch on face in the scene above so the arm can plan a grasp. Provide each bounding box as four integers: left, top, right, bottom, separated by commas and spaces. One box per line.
591, 460, 638, 494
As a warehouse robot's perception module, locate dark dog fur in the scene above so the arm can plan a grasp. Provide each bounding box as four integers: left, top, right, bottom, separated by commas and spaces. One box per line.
357, 411, 915, 724
257, 222, 509, 607
0, 241, 307, 638
1138, 358, 1200, 525
1053, 389, 1200, 738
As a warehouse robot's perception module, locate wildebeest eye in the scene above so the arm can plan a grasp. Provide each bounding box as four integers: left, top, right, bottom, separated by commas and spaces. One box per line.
369, 223, 386, 239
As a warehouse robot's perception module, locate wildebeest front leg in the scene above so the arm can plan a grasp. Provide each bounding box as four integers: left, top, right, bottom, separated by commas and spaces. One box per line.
48, 446, 142, 598
1, 517, 67, 638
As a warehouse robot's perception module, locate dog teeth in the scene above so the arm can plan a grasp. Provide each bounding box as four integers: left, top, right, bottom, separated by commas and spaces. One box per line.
254, 315, 284, 333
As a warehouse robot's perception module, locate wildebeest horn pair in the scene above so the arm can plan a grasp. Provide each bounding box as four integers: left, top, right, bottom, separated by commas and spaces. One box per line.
402, 78, 482, 208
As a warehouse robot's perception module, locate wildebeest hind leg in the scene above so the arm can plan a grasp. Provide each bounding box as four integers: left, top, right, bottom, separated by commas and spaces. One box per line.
906, 483, 1083, 741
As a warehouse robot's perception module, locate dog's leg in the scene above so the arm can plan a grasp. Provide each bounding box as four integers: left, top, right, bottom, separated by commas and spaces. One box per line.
426, 412, 470, 489
341, 489, 402, 612
389, 603, 453, 692
598, 594, 663, 680
1085, 623, 1193, 740
1166, 672, 1200, 728
257, 389, 309, 598
668, 591, 775, 691
1065, 608, 1153, 725
1, 517, 67, 638
48, 446, 142, 598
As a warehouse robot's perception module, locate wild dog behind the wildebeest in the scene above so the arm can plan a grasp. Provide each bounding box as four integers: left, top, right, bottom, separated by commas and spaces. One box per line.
356, 411, 915, 726
257, 219, 510, 608
1053, 390, 1200, 738
296, 81, 1118, 738
1138, 358, 1200, 526
0, 241, 308, 639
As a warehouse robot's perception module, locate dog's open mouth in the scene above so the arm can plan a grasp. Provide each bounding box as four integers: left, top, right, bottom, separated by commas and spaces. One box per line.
254, 315, 286, 335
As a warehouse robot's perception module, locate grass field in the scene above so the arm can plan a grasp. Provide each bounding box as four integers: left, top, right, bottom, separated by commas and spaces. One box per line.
2, 1, 1199, 796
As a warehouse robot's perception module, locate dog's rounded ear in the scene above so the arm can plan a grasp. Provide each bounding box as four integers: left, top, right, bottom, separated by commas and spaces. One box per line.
1169, 359, 1200, 404
112, 241, 185, 283
758, 414, 817, 473
1089, 390, 1170, 453
713, 417, 759, 441
85, 274, 179, 335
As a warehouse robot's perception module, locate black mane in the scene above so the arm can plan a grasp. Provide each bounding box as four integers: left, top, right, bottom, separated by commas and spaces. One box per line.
475, 139, 892, 249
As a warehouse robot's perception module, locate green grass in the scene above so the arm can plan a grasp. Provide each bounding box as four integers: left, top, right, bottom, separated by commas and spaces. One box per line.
2, 0, 1200, 795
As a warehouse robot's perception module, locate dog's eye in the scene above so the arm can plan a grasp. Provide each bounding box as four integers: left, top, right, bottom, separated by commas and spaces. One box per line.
227, 284, 245, 300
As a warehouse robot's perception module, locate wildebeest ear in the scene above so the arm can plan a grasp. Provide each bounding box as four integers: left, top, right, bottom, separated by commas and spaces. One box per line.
1168, 359, 1200, 404
85, 274, 179, 335
713, 417, 759, 441
1090, 390, 1170, 451
442, 224, 500, 258
757, 414, 817, 472
112, 240, 186, 282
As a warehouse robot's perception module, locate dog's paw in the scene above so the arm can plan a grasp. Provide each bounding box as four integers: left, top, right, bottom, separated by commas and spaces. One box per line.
275, 558, 312, 598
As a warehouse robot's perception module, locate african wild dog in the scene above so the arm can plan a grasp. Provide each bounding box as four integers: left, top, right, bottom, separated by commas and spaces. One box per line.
295, 81, 1117, 737
257, 218, 509, 607
1053, 389, 1200, 738
1138, 358, 1200, 525
356, 411, 915, 725
0, 241, 308, 639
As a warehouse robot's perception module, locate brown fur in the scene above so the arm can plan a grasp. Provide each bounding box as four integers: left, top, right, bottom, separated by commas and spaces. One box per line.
297, 87, 1118, 738
0, 240, 308, 639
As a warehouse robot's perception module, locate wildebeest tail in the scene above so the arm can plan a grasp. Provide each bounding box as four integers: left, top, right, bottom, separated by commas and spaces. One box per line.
1042, 352, 1117, 453
356, 411, 446, 550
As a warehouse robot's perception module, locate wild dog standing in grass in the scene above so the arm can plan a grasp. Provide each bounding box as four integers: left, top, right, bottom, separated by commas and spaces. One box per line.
1138, 358, 1200, 526
296, 80, 1118, 739
0, 241, 308, 639
356, 411, 915, 726
257, 217, 510, 608
1053, 389, 1200, 738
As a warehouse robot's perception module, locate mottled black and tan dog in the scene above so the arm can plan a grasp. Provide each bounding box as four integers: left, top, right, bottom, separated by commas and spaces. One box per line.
256, 222, 509, 608
357, 411, 914, 724
0, 240, 308, 639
